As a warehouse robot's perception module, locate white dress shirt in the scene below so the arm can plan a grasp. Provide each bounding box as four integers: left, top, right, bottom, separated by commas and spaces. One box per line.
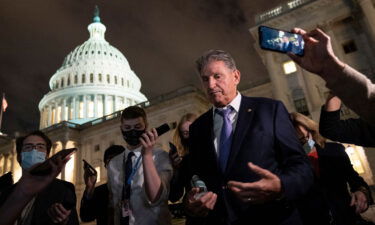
213, 93, 242, 157
107, 146, 173, 225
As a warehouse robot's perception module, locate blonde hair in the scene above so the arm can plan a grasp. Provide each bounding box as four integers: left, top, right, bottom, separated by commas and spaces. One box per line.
173, 113, 197, 156
290, 112, 326, 148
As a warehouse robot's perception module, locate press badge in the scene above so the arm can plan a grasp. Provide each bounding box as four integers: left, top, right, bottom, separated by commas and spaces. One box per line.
121, 199, 131, 218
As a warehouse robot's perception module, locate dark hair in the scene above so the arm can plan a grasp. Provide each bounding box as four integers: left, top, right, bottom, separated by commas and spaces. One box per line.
16, 130, 52, 156
195, 49, 237, 75
104, 145, 125, 162
121, 106, 148, 126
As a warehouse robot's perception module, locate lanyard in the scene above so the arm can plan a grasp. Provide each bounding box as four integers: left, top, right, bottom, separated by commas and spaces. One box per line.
126, 155, 142, 185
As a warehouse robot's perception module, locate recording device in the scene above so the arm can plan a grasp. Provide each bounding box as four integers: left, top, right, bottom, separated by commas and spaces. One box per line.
191, 175, 207, 199
259, 25, 304, 56
29, 148, 77, 176
155, 122, 177, 136
169, 142, 178, 155
83, 159, 97, 176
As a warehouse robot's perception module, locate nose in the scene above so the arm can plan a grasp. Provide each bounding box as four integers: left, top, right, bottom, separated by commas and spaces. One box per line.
207, 77, 216, 90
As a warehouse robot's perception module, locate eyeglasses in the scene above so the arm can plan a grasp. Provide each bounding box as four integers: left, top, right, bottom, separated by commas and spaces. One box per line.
22, 143, 46, 151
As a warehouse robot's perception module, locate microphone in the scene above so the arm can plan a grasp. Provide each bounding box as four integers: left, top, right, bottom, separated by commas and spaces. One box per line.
155, 122, 177, 136
191, 175, 207, 199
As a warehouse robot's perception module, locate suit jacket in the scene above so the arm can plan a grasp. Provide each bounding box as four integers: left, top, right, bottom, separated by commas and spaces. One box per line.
80, 183, 110, 225
0, 179, 79, 225
188, 96, 313, 225
319, 107, 375, 147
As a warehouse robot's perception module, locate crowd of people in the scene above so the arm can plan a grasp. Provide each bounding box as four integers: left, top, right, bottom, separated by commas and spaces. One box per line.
0, 27, 374, 225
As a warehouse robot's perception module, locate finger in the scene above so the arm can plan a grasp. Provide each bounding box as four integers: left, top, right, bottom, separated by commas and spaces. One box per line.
350, 194, 356, 206
141, 132, 151, 145
139, 137, 147, 148
188, 188, 200, 201
291, 27, 307, 35
199, 192, 214, 204
248, 163, 276, 179
228, 180, 262, 192
206, 193, 217, 210
146, 130, 155, 142
152, 128, 158, 139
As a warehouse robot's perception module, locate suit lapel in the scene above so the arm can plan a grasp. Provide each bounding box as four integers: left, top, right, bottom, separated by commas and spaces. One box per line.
225, 97, 256, 177
204, 108, 219, 168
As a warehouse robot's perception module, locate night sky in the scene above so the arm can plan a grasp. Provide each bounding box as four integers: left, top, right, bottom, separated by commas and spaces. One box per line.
0, 0, 283, 135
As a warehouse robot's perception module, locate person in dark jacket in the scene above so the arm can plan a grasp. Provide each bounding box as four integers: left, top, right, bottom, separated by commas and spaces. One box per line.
79, 145, 125, 225
0, 130, 79, 225
291, 112, 373, 225
320, 94, 375, 147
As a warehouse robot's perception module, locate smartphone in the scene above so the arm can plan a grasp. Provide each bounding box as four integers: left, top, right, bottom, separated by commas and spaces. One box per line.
83, 159, 97, 176
155, 122, 177, 137
259, 26, 304, 56
169, 142, 178, 155
29, 148, 77, 176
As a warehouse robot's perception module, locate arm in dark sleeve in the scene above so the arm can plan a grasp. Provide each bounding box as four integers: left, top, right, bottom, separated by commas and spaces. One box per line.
319, 106, 375, 147
64, 182, 79, 225
274, 101, 314, 200
79, 189, 98, 222
169, 156, 189, 203
341, 148, 374, 205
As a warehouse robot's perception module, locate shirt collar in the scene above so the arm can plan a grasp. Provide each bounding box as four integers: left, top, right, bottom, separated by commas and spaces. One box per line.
213, 92, 241, 114
125, 145, 142, 158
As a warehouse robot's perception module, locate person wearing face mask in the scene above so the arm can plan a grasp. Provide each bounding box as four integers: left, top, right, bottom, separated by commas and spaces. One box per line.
80, 145, 125, 225
106, 106, 173, 225
0, 130, 79, 225
290, 112, 373, 225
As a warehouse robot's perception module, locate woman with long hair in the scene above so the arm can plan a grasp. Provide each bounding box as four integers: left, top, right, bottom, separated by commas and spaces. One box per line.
290, 112, 372, 225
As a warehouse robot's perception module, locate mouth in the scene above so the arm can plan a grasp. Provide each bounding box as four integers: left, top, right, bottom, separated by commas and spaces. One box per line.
208, 90, 221, 96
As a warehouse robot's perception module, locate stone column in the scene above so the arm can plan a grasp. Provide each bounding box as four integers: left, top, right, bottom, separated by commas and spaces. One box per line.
94, 94, 98, 117
72, 96, 77, 120
264, 52, 294, 110
104, 94, 108, 115
358, 0, 375, 41
62, 98, 67, 121
83, 95, 88, 118
3, 154, 8, 173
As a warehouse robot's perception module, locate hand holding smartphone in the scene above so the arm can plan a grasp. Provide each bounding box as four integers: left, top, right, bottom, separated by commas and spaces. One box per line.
29, 148, 77, 176
83, 159, 97, 176
259, 26, 304, 56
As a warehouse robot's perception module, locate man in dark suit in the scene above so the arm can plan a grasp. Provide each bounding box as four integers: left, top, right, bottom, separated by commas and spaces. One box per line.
0, 130, 79, 225
185, 50, 313, 225
281, 36, 293, 52
80, 145, 125, 225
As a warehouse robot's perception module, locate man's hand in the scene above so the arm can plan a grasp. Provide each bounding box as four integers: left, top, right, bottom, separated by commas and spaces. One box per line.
140, 128, 158, 156
83, 167, 97, 197
17, 155, 70, 198
287, 28, 345, 78
324, 94, 342, 112
351, 190, 368, 214
185, 188, 217, 217
47, 203, 71, 224
227, 162, 282, 204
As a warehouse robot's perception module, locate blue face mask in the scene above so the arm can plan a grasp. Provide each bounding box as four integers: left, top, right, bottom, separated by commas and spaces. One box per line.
303, 138, 315, 154
21, 149, 46, 169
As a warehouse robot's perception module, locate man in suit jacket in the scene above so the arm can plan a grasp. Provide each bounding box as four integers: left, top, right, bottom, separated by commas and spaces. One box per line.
185, 50, 313, 225
0, 131, 79, 225
80, 145, 125, 225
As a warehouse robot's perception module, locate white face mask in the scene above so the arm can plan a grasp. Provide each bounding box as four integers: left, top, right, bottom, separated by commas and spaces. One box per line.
21, 149, 46, 169
303, 138, 315, 154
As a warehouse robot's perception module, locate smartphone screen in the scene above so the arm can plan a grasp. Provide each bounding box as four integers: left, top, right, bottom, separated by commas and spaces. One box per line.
259, 26, 304, 56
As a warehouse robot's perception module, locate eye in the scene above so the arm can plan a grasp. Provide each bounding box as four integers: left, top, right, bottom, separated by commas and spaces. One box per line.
213, 73, 221, 79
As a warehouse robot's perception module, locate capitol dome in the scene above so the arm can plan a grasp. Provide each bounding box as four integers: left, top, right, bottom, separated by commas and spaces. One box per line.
38, 7, 147, 129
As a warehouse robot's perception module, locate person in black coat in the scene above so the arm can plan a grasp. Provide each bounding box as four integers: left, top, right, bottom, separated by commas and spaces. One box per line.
79, 145, 124, 225
320, 94, 375, 147
291, 112, 373, 225
0, 130, 79, 225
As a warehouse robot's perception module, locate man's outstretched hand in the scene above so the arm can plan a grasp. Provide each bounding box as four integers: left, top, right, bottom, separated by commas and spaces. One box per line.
228, 162, 282, 204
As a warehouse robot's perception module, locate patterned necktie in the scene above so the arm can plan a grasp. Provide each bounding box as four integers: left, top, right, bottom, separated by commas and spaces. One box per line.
124, 152, 135, 199
216, 107, 233, 172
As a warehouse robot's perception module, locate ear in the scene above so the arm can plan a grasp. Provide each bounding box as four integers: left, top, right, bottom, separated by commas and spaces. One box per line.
233, 69, 241, 85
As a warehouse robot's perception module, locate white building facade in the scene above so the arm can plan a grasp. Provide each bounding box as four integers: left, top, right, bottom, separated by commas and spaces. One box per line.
38, 8, 147, 128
